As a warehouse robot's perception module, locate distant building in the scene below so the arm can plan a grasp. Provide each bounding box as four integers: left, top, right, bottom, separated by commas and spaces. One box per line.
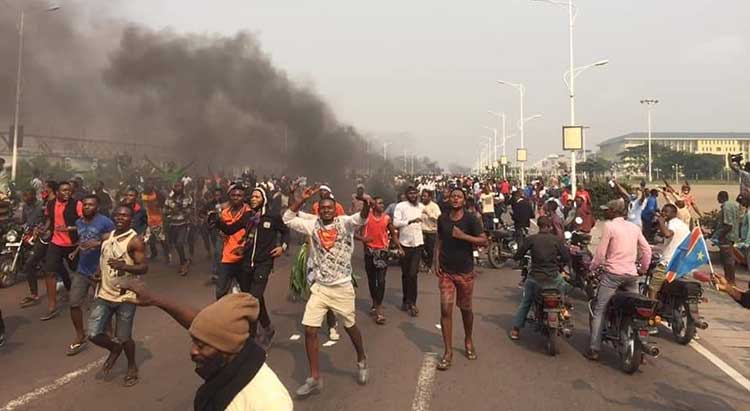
597, 132, 750, 164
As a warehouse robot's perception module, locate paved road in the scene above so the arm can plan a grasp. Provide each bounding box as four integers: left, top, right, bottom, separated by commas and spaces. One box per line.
0, 248, 748, 411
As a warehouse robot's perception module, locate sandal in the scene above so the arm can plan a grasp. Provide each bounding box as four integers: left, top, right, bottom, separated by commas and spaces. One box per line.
436, 356, 452, 371
66, 341, 88, 356
509, 328, 520, 341
123, 373, 139, 387
375, 314, 386, 325
20, 296, 40, 308
465, 348, 478, 360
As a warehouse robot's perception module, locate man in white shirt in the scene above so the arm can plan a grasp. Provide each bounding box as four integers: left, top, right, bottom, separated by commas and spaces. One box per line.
649, 203, 691, 299
393, 186, 424, 317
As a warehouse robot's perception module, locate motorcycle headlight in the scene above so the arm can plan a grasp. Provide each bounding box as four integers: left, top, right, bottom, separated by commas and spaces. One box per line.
5, 229, 18, 243
510, 241, 518, 253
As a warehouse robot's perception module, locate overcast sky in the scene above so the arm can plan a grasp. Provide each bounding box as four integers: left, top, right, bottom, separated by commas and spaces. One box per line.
112, 0, 748, 167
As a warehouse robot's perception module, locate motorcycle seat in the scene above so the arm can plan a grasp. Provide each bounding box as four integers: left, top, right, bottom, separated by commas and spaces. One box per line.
534, 288, 562, 302
610, 292, 656, 309
661, 279, 702, 297
491, 229, 515, 240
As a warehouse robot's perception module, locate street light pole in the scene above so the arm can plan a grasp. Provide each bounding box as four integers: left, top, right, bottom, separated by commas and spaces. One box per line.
497, 81, 527, 184
640, 99, 659, 182
10, 4, 61, 182
11, 9, 25, 182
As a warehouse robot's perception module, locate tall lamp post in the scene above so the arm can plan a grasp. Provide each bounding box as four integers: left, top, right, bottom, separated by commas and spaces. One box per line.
11, 3, 62, 182
488, 110, 508, 178
640, 99, 659, 182
497, 81, 527, 183
482, 126, 497, 169
532, 0, 607, 198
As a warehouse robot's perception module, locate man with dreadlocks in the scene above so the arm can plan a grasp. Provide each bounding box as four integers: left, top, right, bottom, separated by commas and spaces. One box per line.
212, 184, 289, 350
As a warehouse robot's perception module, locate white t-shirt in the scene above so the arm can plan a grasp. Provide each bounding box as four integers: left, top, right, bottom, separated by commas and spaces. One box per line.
661, 218, 690, 265
393, 201, 425, 247
479, 193, 495, 214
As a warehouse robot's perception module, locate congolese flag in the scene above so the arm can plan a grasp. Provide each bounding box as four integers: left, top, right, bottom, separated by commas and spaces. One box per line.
665, 227, 711, 283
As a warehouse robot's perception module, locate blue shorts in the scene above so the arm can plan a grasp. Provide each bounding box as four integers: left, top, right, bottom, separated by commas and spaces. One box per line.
87, 298, 137, 342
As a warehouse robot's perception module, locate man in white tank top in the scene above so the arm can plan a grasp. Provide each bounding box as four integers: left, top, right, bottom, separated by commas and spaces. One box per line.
87, 205, 148, 388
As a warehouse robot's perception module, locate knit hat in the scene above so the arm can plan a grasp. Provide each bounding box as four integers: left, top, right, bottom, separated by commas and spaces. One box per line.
189, 293, 260, 354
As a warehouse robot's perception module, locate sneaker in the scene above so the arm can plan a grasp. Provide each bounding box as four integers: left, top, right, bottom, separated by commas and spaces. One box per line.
296, 377, 322, 397
329, 327, 340, 341
357, 360, 369, 385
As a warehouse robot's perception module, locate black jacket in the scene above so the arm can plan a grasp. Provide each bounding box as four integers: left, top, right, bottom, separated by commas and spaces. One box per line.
217, 210, 289, 268
47, 199, 81, 243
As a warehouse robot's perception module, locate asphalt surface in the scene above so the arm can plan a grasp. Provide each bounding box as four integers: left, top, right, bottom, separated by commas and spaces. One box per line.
0, 246, 748, 411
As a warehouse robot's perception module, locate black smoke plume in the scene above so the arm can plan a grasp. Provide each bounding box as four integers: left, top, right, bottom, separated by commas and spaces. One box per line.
0, 1, 362, 182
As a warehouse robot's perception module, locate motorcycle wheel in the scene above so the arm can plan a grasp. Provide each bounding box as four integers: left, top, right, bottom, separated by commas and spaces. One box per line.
0, 255, 16, 288
672, 303, 696, 345
619, 319, 643, 374
487, 242, 506, 269
545, 328, 558, 356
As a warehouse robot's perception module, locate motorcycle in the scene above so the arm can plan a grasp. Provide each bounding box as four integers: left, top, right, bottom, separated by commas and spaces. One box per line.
641, 252, 708, 345
487, 219, 523, 269
528, 287, 574, 356
589, 282, 661, 374
563, 229, 598, 300
0, 224, 35, 288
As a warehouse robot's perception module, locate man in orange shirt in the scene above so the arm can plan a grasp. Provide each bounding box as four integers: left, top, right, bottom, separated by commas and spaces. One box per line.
141, 182, 169, 262
40, 181, 83, 321
214, 185, 251, 300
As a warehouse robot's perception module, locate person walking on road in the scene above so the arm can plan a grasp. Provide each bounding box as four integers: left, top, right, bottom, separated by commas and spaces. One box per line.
356, 197, 399, 324
123, 281, 293, 410
712, 191, 740, 285
67, 196, 115, 356
215, 186, 289, 349
283, 186, 371, 397
164, 181, 193, 276
420, 190, 441, 273
40, 181, 83, 321
585, 199, 651, 361
394, 186, 424, 317
434, 188, 487, 371
88, 206, 148, 387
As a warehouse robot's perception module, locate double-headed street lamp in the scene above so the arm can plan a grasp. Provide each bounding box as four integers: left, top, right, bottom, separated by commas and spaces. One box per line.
640, 99, 659, 182
532, 0, 608, 198
10, 2, 62, 182
488, 110, 508, 178
482, 126, 497, 167
497, 80, 528, 183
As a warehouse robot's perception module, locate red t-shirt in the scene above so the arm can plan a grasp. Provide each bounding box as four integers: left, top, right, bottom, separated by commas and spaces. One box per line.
363, 212, 390, 250
500, 181, 510, 195
48, 200, 84, 246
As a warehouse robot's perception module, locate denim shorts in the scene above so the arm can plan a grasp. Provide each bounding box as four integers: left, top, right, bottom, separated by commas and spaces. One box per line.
87, 298, 137, 342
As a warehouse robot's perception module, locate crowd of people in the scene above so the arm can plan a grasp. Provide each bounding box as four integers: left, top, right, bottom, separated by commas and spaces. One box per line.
2, 156, 750, 410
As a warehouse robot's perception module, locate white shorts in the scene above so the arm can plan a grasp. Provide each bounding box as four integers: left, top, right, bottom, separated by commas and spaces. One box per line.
302, 282, 356, 328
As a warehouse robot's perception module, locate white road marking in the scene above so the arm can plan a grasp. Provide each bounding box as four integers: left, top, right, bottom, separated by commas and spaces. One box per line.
412, 353, 438, 411
689, 341, 750, 392
660, 323, 750, 392
1, 357, 106, 411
